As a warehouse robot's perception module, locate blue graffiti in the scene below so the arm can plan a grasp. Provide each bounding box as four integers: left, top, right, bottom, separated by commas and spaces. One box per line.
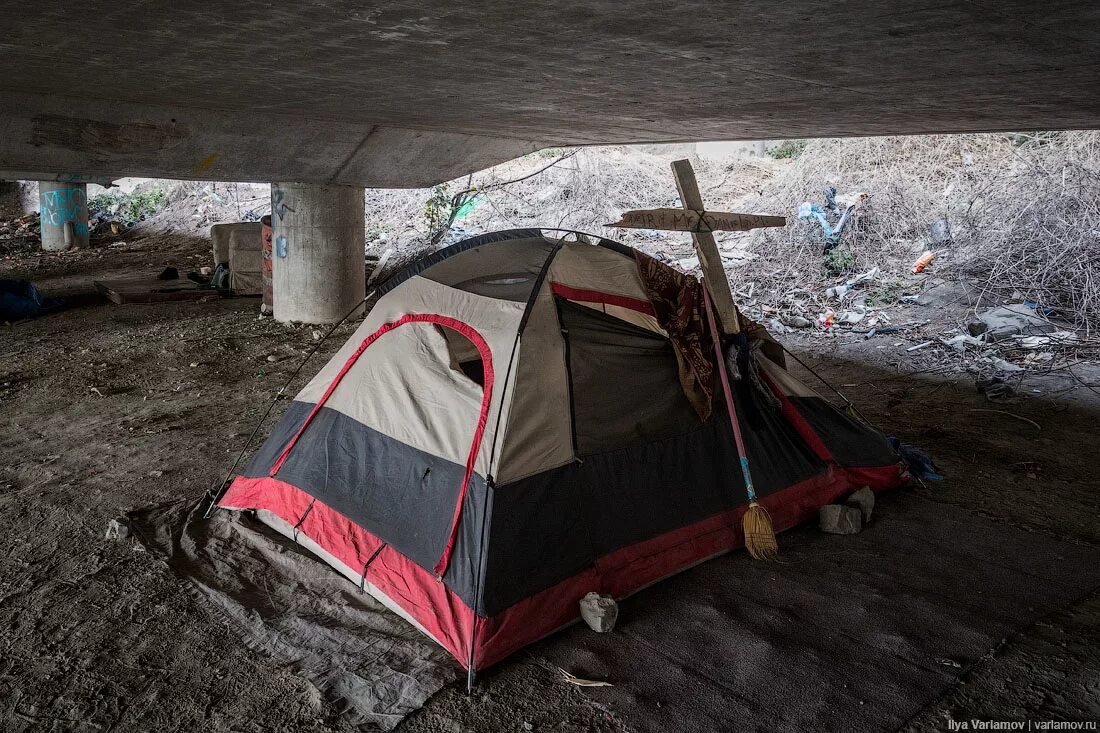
40, 187, 88, 234
275, 234, 288, 258
272, 187, 294, 221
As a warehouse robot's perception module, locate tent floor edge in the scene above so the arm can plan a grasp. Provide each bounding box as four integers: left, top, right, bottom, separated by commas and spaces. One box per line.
220, 463, 904, 673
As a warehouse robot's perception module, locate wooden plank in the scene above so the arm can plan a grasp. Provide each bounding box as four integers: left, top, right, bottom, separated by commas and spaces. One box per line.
670, 159, 742, 335
608, 207, 785, 232
93, 278, 226, 304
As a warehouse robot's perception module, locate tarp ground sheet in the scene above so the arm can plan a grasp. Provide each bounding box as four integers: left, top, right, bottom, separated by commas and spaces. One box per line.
537, 492, 1100, 732
131, 492, 1100, 732
127, 500, 457, 731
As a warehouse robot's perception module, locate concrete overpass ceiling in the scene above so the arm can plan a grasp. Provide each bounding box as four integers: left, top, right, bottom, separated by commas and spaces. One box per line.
2, 1, 1099, 186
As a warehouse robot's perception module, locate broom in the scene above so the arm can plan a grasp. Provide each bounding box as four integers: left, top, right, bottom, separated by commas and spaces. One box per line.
702, 288, 779, 561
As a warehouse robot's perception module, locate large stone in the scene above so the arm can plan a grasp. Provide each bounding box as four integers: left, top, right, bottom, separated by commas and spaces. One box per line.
105, 517, 131, 540
845, 487, 875, 523
819, 505, 862, 535
579, 592, 618, 633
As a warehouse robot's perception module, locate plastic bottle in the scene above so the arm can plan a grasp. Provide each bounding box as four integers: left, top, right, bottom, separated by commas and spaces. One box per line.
913, 251, 936, 273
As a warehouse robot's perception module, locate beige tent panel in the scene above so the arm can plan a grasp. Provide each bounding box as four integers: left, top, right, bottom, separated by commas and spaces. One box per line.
573, 301, 664, 334
295, 276, 524, 473
757, 353, 818, 398
547, 241, 651, 303
497, 240, 670, 484
494, 282, 574, 485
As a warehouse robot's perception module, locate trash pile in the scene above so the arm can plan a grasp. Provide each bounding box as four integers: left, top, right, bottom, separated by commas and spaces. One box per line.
940, 302, 1084, 374
0, 211, 41, 254
753, 265, 919, 339
739, 248, 1094, 385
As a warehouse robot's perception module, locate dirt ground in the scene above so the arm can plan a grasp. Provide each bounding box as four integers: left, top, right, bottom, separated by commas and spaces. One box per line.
2, 232, 1098, 732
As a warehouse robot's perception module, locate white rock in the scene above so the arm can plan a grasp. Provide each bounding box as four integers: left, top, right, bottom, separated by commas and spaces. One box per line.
579, 592, 618, 633
845, 487, 875, 523
105, 518, 131, 540
819, 505, 862, 535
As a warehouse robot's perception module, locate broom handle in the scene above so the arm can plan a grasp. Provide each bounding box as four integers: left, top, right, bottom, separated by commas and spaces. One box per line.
702, 288, 757, 503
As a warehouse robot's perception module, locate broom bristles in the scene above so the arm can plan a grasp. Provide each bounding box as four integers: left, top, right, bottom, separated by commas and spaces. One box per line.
743, 501, 779, 561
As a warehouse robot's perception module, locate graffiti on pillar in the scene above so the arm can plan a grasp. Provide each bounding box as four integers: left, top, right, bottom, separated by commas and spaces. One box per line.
39, 187, 89, 236
272, 187, 295, 222
275, 235, 288, 258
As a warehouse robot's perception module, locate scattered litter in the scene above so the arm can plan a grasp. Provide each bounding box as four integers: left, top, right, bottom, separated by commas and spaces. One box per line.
798, 187, 867, 248
976, 304, 1055, 341
906, 341, 933, 352
930, 219, 952, 245
976, 377, 1015, 403
888, 437, 944, 481
0, 279, 63, 321
942, 334, 984, 353
1016, 331, 1078, 349
839, 309, 865, 325
558, 667, 613, 688
986, 356, 1023, 373
967, 321, 989, 337
826, 267, 879, 300
816, 310, 836, 329
912, 251, 936, 273
781, 314, 813, 329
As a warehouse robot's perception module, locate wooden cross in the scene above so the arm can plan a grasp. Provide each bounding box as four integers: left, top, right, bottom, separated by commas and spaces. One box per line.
608, 158, 786, 335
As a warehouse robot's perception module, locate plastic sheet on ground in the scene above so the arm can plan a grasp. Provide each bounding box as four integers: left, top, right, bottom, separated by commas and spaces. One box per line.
128, 499, 458, 731
537, 492, 1100, 732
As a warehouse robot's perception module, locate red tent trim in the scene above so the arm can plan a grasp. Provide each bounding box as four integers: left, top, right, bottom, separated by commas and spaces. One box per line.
267, 313, 495, 579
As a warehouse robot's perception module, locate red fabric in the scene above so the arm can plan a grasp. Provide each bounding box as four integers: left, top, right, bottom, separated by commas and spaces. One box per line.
758, 368, 834, 462
549, 282, 656, 316
268, 313, 495, 579
845, 464, 907, 491
221, 467, 904, 671
474, 467, 854, 668
220, 476, 476, 663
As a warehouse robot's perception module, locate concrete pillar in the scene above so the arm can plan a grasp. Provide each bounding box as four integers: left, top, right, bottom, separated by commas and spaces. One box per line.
270, 182, 365, 324
38, 181, 89, 251
0, 181, 29, 218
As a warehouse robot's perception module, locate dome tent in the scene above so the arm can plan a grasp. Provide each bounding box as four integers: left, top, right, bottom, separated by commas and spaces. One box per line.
217, 228, 905, 678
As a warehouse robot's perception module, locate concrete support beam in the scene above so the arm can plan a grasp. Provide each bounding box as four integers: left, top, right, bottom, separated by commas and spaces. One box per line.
38, 181, 89, 251
270, 183, 365, 324
0, 181, 27, 217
